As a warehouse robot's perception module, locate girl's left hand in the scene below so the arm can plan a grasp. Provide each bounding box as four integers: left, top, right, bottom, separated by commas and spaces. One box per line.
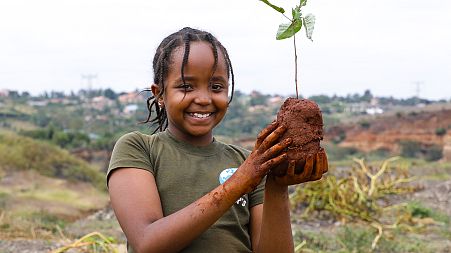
269, 148, 328, 186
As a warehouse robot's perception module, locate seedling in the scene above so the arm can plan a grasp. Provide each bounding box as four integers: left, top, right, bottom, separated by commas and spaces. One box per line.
259, 0, 315, 98
259, 0, 324, 175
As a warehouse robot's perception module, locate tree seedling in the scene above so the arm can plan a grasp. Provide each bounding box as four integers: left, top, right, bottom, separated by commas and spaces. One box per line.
259, 0, 315, 98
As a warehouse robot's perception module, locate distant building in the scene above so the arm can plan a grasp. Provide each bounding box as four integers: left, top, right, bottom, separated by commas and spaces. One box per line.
118, 92, 140, 104
0, 89, 9, 97
91, 96, 114, 110
366, 107, 384, 115
268, 96, 283, 105
123, 104, 138, 114
28, 100, 49, 107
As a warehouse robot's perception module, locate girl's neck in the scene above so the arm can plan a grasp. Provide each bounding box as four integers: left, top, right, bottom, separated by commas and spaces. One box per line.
167, 126, 214, 147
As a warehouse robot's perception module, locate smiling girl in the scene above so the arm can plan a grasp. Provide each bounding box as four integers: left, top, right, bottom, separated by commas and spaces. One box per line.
107, 27, 328, 253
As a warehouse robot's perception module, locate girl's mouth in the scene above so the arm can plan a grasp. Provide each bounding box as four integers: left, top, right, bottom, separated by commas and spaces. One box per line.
188, 112, 213, 119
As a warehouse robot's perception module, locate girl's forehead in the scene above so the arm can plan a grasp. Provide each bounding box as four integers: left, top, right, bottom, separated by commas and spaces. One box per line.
170, 41, 228, 70
172, 41, 224, 61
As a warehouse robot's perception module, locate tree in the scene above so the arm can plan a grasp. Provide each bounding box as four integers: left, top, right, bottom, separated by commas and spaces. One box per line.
104, 88, 117, 100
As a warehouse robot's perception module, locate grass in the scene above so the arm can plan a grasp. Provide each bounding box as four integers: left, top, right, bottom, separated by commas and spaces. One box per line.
0, 191, 9, 209
294, 224, 436, 253
0, 169, 109, 240
0, 210, 67, 239
0, 132, 106, 190
17, 189, 95, 210
407, 201, 450, 225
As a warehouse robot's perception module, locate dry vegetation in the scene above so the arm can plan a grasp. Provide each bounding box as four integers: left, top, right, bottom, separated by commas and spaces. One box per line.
290, 158, 451, 253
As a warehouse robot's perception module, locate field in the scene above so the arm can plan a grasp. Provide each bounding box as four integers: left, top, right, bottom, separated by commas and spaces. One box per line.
1, 93, 450, 252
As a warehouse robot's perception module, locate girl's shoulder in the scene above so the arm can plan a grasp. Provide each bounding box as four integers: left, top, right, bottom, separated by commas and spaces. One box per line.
112, 131, 169, 156
115, 131, 163, 145
217, 141, 251, 160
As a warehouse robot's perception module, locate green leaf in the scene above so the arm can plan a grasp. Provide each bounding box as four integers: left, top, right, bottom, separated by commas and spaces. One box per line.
300, 0, 307, 7
259, 0, 285, 14
276, 19, 303, 40
292, 8, 301, 20
303, 13, 315, 41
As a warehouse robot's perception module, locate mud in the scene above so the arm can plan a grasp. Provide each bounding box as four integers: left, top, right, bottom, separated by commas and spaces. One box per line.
274, 98, 323, 175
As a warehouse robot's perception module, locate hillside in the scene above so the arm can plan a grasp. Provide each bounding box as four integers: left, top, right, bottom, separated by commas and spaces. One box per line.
0, 133, 109, 239
325, 104, 451, 160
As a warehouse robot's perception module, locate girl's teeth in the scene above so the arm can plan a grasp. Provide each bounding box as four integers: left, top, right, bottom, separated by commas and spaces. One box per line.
192, 113, 211, 118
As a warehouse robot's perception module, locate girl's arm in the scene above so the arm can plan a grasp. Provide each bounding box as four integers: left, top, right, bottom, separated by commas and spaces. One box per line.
252, 151, 329, 253
250, 179, 293, 253
108, 123, 291, 253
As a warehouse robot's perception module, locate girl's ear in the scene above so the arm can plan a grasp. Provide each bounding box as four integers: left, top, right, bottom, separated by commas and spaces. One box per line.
151, 84, 164, 107
150, 84, 161, 97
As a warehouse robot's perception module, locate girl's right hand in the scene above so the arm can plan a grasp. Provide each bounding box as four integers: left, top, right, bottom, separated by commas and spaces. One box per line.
233, 122, 292, 193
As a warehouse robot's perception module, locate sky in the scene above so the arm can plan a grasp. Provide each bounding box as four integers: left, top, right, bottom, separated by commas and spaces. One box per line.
0, 0, 450, 100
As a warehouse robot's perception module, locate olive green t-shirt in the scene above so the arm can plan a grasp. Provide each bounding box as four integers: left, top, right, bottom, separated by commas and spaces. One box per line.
107, 130, 265, 253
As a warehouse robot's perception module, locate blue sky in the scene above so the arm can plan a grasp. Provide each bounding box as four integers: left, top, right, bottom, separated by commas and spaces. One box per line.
1, 0, 450, 100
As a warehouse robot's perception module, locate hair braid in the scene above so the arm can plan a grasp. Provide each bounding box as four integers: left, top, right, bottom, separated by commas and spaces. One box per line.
205, 33, 218, 82
181, 33, 191, 90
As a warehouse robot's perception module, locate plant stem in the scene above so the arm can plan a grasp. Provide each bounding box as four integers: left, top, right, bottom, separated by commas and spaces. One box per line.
282, 13, 292, 22
293, 34, 299, 99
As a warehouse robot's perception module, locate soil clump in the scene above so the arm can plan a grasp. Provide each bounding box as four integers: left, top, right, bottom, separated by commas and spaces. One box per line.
274, 98, 324, 175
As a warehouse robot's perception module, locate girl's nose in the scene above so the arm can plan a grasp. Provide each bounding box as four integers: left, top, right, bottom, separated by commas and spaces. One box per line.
194, 91, 212, 105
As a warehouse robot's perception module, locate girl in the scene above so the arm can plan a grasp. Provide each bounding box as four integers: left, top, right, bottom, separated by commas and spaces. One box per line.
107, 27, 328, 253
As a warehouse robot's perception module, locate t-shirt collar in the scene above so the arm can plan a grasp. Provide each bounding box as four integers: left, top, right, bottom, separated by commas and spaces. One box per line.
161, 129, 222, 156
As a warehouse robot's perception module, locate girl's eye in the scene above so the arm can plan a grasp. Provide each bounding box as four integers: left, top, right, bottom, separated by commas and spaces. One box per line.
179, 83, 193, 91
211, 83, 224, 91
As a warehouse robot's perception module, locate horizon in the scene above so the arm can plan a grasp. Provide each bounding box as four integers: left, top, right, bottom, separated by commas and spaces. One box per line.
1, 86, 447, 102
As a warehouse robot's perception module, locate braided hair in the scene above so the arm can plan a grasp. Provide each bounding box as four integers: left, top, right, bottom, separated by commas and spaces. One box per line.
143, 27, 235, 133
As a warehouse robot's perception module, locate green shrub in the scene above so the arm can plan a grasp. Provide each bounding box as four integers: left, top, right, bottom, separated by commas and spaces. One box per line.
323, 143, 359, 161
367, 147, 392, 160
435, 127, 447, 136
424, 145, 443, 161
407, 201, 449, 224
359, 120, 371, 129
399, 140, 422, 158
331, 130, 346, 144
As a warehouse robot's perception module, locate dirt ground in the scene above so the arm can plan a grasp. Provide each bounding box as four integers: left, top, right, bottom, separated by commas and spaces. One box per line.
1, 182, 449, 252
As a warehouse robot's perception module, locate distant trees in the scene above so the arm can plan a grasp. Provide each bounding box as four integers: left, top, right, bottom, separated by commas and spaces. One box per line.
103, 88, 117, 100
20, 125, 91, 149
399, 140, 443, 161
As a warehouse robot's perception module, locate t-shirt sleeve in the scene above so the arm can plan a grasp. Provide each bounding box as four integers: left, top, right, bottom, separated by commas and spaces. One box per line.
248, 177, 265, 208
107, 132, 154, 186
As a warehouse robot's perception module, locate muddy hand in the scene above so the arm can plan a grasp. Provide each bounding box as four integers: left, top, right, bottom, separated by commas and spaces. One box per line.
270, 148, 328, 186
234, 122, 292, 193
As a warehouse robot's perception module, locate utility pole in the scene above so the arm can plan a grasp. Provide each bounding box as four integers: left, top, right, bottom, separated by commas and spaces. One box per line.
81, 73, 97, 137
81, 73, 97, 99
412, 81, 424, 98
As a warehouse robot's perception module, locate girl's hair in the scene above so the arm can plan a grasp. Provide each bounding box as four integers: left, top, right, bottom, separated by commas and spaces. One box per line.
143, 27, 235, 133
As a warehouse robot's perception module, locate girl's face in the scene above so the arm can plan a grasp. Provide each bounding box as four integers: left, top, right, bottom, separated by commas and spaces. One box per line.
157, 41, 229, 146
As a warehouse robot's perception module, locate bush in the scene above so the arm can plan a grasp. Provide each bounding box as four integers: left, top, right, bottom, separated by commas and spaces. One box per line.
323, 143, 359, 160
424, 145, 443, 161
399, 140, 422, 158
359, 120, 371, 129
435, 127, 447, 136
366, 147, 392, 160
